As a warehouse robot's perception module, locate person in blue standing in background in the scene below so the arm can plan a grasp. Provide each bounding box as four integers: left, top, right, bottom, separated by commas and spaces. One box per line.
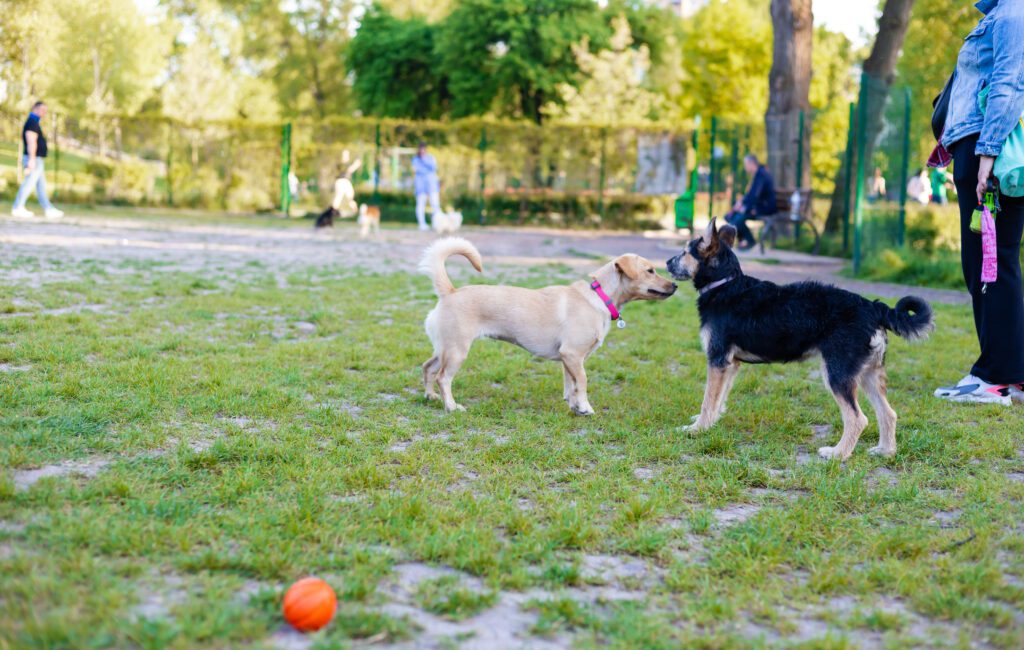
934, 0, 1024, 405
12, 101, 64, 219
725, 154, 776, 251
412, 141, 442, 232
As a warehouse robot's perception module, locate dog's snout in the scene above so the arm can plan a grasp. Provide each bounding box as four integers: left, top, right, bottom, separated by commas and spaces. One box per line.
671, 283, 678, 291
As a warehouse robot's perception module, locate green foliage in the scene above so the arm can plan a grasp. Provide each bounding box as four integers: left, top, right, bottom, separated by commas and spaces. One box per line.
225, 169, 274, 213
436, 0, 609, 123
675, 0, 771, 124
898, 0, 980, 164
347, 7, 450, 119
810, 28, 858, 196
170, 163, 221, 209
106, 161, 156, 203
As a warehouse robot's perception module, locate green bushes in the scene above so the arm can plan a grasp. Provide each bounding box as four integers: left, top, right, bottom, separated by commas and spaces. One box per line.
107, 161, 156, 203
225, 169, 275, 213
354, 189, 668, 230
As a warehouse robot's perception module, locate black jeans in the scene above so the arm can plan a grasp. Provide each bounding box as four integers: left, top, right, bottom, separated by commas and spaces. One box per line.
952, 134, 1024, 385
726, 209, 757, 246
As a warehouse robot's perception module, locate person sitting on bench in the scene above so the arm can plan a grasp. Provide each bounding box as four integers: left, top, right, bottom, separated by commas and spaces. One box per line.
725, 154, 776, 251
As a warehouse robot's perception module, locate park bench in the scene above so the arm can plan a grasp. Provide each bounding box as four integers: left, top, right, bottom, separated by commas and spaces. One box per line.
757, 188, 820, 255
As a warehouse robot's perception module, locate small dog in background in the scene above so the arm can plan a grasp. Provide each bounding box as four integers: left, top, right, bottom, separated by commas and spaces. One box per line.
358, 204, 381, 239
432, 207, 463, 235
315, 206, 339, 228
666, 219, 934, 461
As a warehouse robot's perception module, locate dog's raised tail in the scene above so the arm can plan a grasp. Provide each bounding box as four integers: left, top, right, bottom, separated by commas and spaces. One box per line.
876, 296, 934, 341
419, 237, 483, 297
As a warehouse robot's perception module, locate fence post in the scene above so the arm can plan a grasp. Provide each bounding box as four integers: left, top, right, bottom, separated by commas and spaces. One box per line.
478, 126, 487, 225
166, 121, 174, 206
373, 123, 381, 204
795, 109, 805, 242
898, 88, 912, 247
279, 122, 292, 215
842, 102, 855, 253
52, 112, 60, 200
708, 116, 718, 223
853, 74, 869, 275
598, 126, 608, 221
729, 127, 740, 207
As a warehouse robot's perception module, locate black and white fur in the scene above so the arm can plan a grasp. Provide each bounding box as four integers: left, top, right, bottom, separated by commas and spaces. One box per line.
666, 219, 934, 461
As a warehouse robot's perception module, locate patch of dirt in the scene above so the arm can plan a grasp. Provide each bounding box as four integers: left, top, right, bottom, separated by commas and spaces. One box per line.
712, 504, 761, 527
13, 458, 110, 492
131, 570, 189, 622
632, 467, 655, 481
0, 363, 31, 372
580, 555, 651, 587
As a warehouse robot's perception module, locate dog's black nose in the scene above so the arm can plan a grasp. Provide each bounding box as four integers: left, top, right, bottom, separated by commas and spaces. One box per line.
671, 283, 678, 290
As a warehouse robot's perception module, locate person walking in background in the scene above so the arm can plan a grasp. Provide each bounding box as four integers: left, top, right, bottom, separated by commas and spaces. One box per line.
412, 141, 441, 232
868, 167, 887, 203
930, 167, 951, 205
724, 154, 776, 251
12, 101, 63, 219
933, 0, 1024, 405
907, 169, 930, 205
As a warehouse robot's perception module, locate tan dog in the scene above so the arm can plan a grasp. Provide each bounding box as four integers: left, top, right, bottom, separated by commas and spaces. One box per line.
358, 204, 381, 238
420, 237, 677, 414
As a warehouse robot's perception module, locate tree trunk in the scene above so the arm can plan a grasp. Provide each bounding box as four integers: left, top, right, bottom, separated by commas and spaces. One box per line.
765, 0, 813, 191
824, 0, 916, 233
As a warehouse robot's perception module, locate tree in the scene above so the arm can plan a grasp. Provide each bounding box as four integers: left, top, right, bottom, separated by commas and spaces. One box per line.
375, 0, 451, 21
347, 6, 450, 119
765, 0, 812, 190
0, 0, 62, 110
674, 0, 772, 124
824, 0, 915, 233
897, 0, 977, 165
545, 15, 661, 125
436, 0, 608, 124
809, 27, 857, 196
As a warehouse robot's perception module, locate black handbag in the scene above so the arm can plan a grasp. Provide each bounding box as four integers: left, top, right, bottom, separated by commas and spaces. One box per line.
932, 72, 956, 141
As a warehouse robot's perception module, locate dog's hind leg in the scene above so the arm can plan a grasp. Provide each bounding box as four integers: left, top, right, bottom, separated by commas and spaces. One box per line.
860, 365, 897, 457
423, 355, 441, 400
818, 362, 869, 461
437, 346, 470, 412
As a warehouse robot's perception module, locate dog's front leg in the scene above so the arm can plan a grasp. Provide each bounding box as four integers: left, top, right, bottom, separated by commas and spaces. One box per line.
683, 363, 733, 432
561, 353, 593, 415
562, 363, 575, 406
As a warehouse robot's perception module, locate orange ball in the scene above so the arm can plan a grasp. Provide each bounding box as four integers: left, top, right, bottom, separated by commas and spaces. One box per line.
282, 577, 337, 632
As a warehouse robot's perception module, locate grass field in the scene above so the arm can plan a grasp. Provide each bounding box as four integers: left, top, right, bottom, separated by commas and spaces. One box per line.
1, 217, 1023, 649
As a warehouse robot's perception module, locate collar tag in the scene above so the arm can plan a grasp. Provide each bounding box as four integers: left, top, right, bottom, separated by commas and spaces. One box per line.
616, 318, 626, 329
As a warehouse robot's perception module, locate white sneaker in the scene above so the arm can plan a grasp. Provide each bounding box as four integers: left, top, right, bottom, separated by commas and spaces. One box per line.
1010, 383, 1024, 404
11, 207, 34, 218
44, 207, 64, 218
934, 374, 1012, 406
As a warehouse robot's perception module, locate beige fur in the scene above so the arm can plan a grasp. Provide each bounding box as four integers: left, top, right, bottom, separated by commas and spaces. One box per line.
419, 237, 677, 414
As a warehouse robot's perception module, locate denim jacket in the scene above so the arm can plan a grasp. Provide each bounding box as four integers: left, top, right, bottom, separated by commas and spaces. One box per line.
942, 0, 1024, 157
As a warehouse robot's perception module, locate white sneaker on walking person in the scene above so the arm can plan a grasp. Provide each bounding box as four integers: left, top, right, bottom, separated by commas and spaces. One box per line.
1010, 383, 1024, 404
11, 207, 34, 218
934, 374, 1012, 406
44, 207, 63, 218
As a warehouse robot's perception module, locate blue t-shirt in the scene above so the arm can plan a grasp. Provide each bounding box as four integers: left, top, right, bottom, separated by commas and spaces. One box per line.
22, 112, 47, 158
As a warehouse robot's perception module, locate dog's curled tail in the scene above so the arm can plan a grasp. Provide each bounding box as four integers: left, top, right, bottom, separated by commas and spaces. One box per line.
876, 296, 934, 341
419, 237, 483, 297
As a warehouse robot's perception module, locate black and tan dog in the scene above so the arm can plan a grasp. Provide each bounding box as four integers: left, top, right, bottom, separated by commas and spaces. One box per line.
666, 219, 934, 461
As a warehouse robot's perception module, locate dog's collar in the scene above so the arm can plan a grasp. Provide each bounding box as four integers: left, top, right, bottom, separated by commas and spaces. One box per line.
590, 280, 626, 329
698, 276, 735, 296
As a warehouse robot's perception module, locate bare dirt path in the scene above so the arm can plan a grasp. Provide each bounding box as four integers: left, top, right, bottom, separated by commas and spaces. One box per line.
0, 214, 969, 305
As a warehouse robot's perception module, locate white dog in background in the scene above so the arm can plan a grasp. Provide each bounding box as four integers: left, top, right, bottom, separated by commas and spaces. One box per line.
432, 207, 463, 235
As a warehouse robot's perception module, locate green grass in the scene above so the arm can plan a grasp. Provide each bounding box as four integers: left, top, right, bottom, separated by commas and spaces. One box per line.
1, 232, 1023, 648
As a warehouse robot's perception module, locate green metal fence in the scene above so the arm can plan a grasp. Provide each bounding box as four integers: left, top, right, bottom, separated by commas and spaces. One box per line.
848, 71, 914, 274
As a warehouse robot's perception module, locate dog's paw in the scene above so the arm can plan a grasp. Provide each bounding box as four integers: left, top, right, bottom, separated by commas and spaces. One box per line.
572, 404, 595, 416
868, 445, 896, 458
680, 422, 705, 435
425, 391, 439, 401
690, 414, 700, 423
445, 403, 466, 413
817, 446, 846, 461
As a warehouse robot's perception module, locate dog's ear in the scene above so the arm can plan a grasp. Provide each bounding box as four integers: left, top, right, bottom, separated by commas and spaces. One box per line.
701, 218, 721, 257
718, 224, 737, 249
615, 255, 639, 279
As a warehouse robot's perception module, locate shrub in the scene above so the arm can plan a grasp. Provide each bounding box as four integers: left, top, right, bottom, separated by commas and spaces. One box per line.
107, 160, 156, 203
225, 169, 274, 213
170, 163, 221, 209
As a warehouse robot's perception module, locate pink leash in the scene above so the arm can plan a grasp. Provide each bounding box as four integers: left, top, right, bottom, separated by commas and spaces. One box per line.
590, 280, 626, 329
981, 205, 997, 293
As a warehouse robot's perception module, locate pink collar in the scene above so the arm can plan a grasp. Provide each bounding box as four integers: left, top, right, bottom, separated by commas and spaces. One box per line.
590, 280, 620, 320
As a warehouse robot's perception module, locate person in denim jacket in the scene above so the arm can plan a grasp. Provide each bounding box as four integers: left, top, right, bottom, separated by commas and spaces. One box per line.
935, 0, 1024, 405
